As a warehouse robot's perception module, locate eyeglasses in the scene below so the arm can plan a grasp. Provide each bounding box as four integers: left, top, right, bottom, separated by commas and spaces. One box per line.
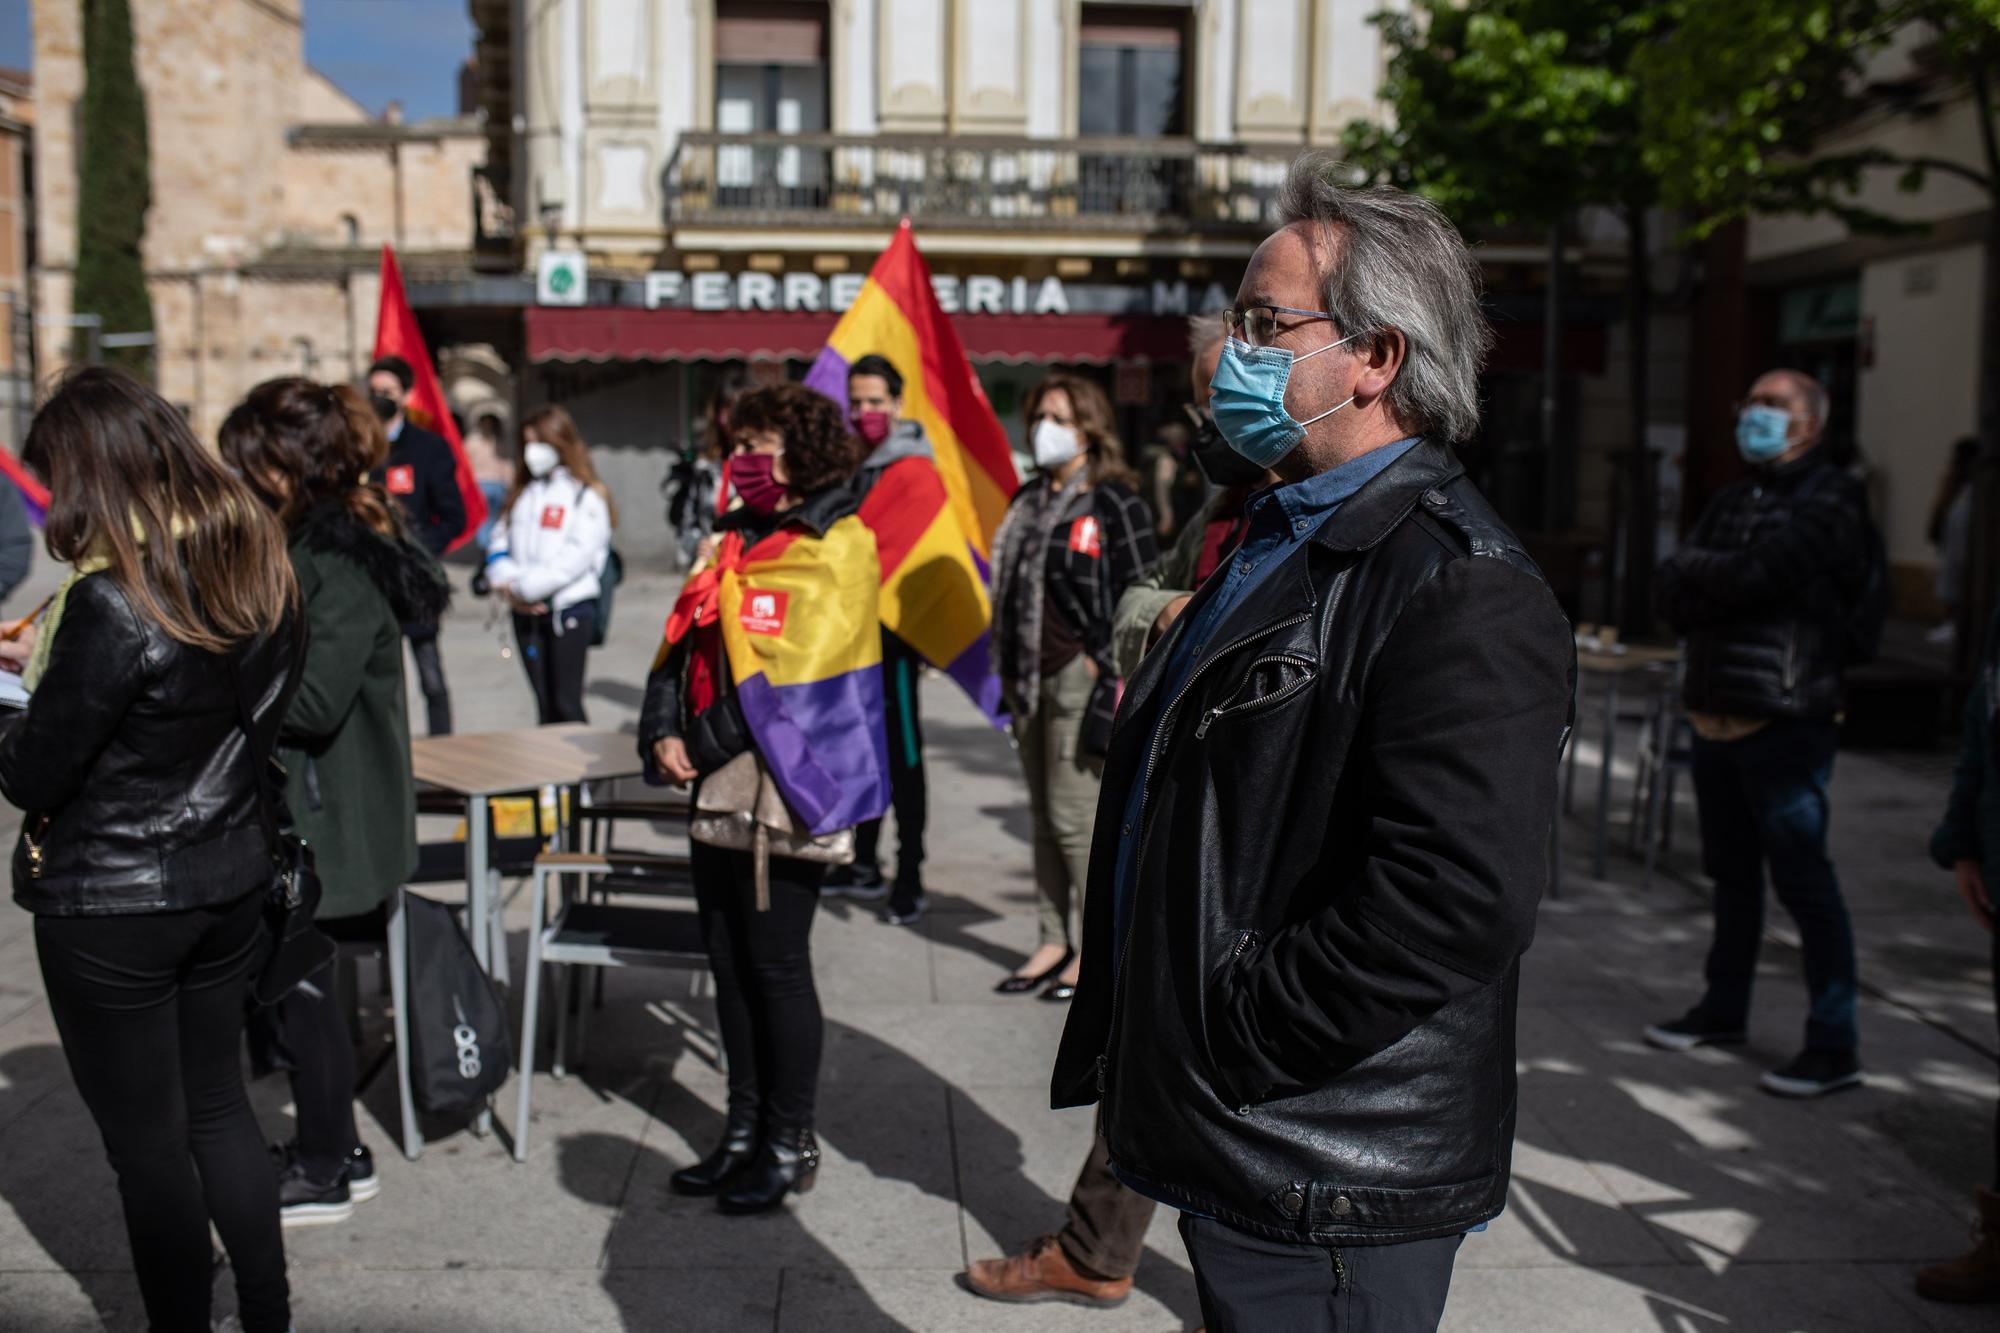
1223, 304, 1340, 349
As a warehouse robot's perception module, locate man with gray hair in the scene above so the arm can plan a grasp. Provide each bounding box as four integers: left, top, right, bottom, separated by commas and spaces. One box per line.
1646, 367, 1879, 1099
1050, 153, 1574, 1329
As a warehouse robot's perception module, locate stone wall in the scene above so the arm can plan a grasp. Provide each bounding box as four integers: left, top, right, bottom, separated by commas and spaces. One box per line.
31, 0, 482, 439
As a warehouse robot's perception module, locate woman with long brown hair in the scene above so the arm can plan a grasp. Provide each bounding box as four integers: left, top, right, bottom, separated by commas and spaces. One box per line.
989, 372, 1157, 999
0, 366, 301, 1332
220, 377, 447, 1229
487, 404, 616, 723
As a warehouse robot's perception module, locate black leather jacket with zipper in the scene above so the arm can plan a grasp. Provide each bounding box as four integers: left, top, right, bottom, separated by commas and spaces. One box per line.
1654, 451, 1869, 721
1050, 439, 1575, 1247
0, 572, 301, 915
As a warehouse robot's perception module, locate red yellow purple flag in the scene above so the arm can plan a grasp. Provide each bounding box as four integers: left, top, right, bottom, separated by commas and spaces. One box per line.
0, 443, 48, 527
374, 245, 487, 551
802, 221, 1019, 723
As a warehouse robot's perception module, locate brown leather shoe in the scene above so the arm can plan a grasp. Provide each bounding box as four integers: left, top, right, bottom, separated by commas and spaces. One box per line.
1916, 1187, 2000, 1303
963, 1234, 1133, 1307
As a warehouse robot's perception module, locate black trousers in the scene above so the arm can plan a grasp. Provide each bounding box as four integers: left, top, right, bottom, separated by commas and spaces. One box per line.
35, 889, 291, 1333
1179, 1214, 1461, 1333
1991, 921, 1999, 1190
851, 631, 927, 884
405, 625, 452, 736
690, 838, 826, 1131
513, 600, 596, 725
274, 954, 362, 1180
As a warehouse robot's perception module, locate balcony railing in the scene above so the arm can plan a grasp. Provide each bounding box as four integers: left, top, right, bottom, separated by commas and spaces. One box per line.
662, 132, 1298, 234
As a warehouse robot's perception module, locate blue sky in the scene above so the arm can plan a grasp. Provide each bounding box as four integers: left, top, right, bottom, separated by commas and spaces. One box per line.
0, 0, 474, 121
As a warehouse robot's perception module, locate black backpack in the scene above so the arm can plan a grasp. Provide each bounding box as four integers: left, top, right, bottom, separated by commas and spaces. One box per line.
403, 891, 514, 1114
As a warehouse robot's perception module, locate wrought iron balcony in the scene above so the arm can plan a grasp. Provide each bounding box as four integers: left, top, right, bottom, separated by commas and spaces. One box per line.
662, 132, 1297, 235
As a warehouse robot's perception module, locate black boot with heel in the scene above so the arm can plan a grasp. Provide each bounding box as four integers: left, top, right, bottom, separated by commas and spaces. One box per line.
669, 1113, 760, 1196
717, 1127, 820, 1214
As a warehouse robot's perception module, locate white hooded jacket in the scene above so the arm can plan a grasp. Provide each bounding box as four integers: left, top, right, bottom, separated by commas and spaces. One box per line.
486, 466, 613, 625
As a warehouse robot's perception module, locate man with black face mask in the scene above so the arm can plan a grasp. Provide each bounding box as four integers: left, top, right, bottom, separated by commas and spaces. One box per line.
1110, 313, 1274, 676
962, 312, 1268, 1311
367, 355, 466, 735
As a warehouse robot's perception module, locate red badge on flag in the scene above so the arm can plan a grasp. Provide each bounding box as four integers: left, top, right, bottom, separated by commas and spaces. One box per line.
385, 465, 415, 495
739, 588, 790, 636
1068, 515, 1102, 558
540, 505, 566, 530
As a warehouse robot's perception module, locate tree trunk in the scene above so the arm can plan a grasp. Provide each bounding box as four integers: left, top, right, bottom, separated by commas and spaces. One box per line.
1962, 204, 2000, 675
1541, 217, 1567, 533
1621, 203, 1655, 638
1959, 65, 2000, 676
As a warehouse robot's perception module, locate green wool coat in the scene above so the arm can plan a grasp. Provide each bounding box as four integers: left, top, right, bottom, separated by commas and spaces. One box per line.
1932, 606, 2000, 882
278, 528, 419, 921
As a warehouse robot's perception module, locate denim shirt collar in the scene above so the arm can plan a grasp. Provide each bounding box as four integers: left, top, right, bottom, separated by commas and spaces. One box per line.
1246, 436, 1424, 540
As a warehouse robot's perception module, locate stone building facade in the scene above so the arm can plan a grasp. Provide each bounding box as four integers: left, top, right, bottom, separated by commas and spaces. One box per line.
29, 0, 496, 441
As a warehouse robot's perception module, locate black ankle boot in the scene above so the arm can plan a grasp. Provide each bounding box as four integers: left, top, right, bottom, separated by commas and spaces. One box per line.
717, 1127, 819, 1214
670, 1114, 761, 1196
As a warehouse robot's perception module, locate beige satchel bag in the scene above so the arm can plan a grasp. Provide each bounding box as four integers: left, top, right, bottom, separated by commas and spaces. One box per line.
688, 751, 856, 910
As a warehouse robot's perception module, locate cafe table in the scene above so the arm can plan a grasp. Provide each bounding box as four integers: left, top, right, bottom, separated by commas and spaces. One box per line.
409, 724, 649, 980
1567, 642, 1683, 880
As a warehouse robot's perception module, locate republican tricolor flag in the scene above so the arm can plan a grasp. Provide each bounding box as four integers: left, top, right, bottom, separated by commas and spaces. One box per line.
0, 443, 48, 527
375, 245, 487, 551
803, 222, 1019, 725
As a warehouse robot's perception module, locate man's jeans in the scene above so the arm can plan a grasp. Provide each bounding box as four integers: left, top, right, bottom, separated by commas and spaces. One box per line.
1690, 717, 1859, 1052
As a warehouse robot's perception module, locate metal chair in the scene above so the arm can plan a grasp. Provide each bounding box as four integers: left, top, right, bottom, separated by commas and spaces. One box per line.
511, 847, 703, 1161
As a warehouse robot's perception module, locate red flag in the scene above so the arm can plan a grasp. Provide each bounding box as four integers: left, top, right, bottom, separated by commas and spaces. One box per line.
374, 245, 486, 551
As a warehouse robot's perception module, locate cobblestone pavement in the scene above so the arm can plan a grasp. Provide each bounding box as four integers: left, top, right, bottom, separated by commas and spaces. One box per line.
0, 559, 1992, 1331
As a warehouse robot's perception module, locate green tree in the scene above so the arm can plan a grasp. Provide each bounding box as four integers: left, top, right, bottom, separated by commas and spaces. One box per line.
1344, 0, 1667, 634
72, 0, 155, 377
1634, 0, 2000, 665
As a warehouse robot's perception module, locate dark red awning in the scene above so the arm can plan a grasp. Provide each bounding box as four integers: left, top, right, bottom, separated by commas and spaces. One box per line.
525, 307, 1193, 366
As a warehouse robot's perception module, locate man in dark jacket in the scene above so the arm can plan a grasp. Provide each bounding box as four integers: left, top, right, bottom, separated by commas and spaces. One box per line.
1646, 368, 1873, 1099
827, 353, 935, 924
1050, 154, 1575, 1332
367, 355, 465, 735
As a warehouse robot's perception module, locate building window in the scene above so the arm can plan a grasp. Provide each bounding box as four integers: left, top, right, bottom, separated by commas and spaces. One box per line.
1078, 5, 1188, 138
341, 213, 361, 246
715, 1, 829, 201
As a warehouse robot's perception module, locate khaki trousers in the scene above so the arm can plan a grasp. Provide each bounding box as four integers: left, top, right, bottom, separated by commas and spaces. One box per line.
1013, 655, 1104, 951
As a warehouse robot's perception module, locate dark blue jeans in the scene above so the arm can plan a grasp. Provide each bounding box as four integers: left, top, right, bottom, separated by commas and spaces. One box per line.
1690, 717, 1859, 1053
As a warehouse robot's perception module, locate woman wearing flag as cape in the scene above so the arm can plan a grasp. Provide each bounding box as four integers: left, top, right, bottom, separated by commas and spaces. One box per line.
639, 383, 889, 1215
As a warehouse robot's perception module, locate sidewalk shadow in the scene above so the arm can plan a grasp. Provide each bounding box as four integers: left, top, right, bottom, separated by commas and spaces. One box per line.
0, 1043, 146, 1329
1503, 893, 1994, 1330
550, 986, 1199, 1329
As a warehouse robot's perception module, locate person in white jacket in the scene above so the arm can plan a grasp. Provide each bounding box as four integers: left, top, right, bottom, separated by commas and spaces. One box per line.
486, 405, 615, 723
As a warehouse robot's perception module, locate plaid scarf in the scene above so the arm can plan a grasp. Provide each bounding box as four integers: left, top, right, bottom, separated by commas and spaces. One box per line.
990, 471, 1086, 716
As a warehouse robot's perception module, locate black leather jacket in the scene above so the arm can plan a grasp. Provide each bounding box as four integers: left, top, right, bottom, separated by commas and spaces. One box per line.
1655, 451, 1869, 721
0, 573, 301, 915
1051, 440, 1575, 1246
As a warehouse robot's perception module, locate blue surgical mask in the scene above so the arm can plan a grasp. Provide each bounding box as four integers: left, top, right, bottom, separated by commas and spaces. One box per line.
1736, 405, 1793, 462
1209, 333, 1359, 468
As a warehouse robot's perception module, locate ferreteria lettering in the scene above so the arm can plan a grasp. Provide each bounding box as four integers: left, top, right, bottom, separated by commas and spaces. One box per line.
642, 270, 1074, 316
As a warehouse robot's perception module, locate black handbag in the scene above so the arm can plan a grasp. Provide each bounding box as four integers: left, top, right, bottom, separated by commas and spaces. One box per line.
401, 890, 514, 1113
226, 652, 337, 1006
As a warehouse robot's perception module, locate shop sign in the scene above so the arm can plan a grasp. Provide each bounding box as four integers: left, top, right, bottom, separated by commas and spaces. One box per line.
636, 270, 1233, 318
537, 250, 588, 306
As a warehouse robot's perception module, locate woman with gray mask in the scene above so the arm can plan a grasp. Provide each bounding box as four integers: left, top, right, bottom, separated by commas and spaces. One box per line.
989, 373, 1158, 1000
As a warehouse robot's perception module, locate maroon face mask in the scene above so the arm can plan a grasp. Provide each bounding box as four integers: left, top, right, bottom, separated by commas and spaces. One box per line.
726, 452, 787, 514
852, 410, 892, 446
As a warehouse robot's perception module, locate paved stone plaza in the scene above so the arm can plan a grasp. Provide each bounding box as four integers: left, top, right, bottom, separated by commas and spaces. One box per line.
0, 561, 1994, 1332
